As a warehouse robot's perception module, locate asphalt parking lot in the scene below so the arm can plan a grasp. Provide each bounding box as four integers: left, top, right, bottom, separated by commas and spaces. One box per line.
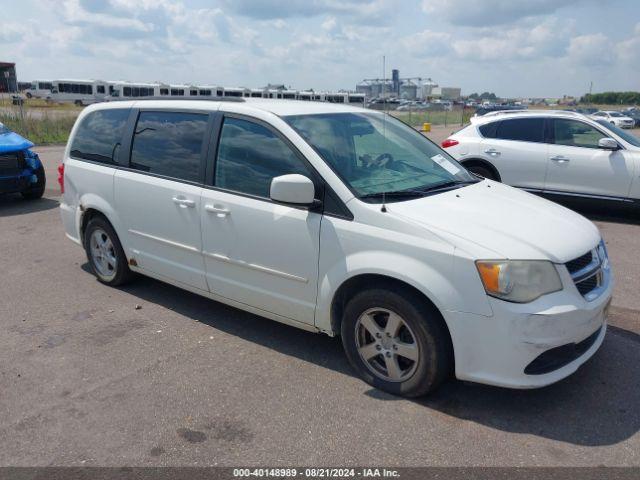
0, 145, 639, 467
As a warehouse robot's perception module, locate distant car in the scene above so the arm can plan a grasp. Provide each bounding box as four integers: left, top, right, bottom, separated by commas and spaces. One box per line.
0, 122, 46, 199
622, 108, 640, 127
590, 110, 635, 129
575, 107, 598, 115
441, 110, 640, 209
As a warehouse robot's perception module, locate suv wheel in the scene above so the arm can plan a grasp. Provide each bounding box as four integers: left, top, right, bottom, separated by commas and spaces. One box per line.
84, 217, 134, 286
341, 287, 452, 397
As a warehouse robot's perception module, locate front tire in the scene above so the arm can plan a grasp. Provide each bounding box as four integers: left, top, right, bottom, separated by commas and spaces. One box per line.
21, 166, 46, 200
84, 216, 134, 286
341, 286, 452, 397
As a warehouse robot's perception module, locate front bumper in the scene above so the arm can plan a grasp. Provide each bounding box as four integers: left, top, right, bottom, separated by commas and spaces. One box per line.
0, 149, 41, 194
0, 173, 31, 194
444, 264, 613, 389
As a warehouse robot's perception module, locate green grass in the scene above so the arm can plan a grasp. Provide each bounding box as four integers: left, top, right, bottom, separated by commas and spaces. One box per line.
0, 110, 77, 145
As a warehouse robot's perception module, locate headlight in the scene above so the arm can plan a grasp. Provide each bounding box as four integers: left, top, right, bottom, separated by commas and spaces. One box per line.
476, 260, 562, 303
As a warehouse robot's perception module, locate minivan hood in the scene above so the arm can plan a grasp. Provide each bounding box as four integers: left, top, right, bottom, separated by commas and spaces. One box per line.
387, 180, 600, 263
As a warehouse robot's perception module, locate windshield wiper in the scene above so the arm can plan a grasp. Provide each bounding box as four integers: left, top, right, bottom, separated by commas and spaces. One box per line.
419, 179, 478, 193
358, 189, 427, 200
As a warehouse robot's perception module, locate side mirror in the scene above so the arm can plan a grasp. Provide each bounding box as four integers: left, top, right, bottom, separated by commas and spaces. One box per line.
270, 174, 316, 206
598, 138, 619, 150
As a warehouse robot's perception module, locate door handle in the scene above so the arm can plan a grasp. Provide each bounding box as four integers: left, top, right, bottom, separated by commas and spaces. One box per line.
205, 204, 230, 216
172, 196, 196, 208
550, 156, 570, 163
484, 149, 501, 155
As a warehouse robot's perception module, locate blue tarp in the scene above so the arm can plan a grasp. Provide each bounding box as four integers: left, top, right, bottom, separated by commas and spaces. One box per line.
0, 122, 34, 154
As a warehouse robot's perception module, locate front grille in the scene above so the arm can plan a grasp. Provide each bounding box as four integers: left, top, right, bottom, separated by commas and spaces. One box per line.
565, 244, 607, 300
566, 251, 593, 274
0, 151, 26, 177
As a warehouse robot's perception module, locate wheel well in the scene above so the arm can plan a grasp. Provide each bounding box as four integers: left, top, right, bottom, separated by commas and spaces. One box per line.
330, 274, 454, 356
460, 158, 501, 181
80, 208, 109, 246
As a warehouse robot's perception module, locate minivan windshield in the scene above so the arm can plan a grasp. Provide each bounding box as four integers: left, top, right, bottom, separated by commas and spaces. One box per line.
285, 112, 476, 201
596, 120, 640, 147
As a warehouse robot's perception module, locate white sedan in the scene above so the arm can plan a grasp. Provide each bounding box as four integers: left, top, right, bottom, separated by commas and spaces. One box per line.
591, 110, 635, 129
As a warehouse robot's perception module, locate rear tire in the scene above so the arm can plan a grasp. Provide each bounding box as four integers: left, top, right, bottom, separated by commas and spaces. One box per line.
21, 166, 46, 200
466, 164, 496, 181
341, 286, 452, 397
83, 216, 134, 286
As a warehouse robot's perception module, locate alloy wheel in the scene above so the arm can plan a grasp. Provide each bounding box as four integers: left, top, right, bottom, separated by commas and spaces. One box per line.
354, 307, 420, 382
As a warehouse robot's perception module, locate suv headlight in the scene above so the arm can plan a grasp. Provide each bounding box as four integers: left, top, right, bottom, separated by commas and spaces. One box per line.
476, 260, 562, 303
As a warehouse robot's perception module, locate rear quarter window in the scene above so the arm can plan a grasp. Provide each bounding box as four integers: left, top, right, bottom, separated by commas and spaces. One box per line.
478, 122, 498, 138
495, 118, 544, 143
70, 109, 130, 163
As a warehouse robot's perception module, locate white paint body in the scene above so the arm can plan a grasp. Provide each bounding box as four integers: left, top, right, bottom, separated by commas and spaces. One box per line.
446, 110, 640, 202
60, 100, 613, 389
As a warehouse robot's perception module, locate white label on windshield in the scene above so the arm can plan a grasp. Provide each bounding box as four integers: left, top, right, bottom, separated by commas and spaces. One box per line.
431, 154, 460, 175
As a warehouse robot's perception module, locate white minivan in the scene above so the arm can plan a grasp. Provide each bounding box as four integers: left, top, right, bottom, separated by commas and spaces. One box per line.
59, 99, 613, 397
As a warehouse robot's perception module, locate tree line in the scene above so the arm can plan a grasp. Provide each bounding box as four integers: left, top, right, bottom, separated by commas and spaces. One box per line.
580, 91, 640, 105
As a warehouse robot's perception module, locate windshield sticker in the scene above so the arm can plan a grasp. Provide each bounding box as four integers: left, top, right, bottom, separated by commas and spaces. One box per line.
431, 154, 460, 175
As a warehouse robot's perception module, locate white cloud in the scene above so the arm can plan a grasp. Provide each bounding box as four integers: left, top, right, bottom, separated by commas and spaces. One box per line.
62, 0, 155, 33
223, 0, 398, 24
402, 30, 451, 56
567, 33, 615, 66
615, 24, 640, 66
422, 0, 586, 26
322, 17, 338, 31
450, 18, 572, 61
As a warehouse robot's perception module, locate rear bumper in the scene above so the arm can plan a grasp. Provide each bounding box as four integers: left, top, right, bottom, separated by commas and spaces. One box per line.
60, 201, 82, 245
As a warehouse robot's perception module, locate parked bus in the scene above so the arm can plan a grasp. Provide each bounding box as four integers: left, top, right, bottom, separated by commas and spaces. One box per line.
48, 79, 108, 105
24, 80, 53, 99
298, 91, 322, 101
222, 87, 246, 98
107, 81, 158, 99
246, 88, 266, 98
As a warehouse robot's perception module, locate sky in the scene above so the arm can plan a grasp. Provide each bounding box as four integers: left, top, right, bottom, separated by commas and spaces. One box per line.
1, 0, 639, 98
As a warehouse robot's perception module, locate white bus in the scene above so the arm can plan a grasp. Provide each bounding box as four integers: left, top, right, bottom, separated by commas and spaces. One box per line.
222, 87, 246, 98
107, 81, 158, 99
320, 92, 366, 106
246, 88, 266, 98
48, 79, 108, 105
24, 80, 53, 99
196, 85, 224, 97
298, 91, 322, 101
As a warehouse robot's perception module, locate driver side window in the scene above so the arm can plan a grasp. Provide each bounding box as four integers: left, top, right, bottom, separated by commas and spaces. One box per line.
553, 119, 606, 149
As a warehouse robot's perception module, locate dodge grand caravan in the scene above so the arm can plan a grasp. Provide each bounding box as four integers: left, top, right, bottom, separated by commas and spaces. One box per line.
59, 99, 613, 397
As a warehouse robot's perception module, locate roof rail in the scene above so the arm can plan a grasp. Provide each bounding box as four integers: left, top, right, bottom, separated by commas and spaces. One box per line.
481, 109, 583, 118
475, 109, 586, 121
